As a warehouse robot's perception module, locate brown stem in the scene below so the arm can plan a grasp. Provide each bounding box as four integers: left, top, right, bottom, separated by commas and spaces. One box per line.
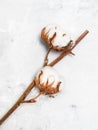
0, 80, 35, 125
23, 92, 42, 103
49, 30, 89, 66
0, 29, 89, 126
43, 47, 52, 67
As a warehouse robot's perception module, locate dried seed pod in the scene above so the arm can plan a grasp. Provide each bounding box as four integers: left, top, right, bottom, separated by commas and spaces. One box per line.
35, 66, 61, 94
41, 24, 72, 51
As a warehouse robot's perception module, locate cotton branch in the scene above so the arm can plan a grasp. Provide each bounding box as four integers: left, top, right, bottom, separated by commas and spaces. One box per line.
0, 30, 89, 126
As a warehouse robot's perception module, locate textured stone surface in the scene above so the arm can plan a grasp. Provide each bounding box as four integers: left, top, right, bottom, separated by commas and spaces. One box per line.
0, 0, 98, 130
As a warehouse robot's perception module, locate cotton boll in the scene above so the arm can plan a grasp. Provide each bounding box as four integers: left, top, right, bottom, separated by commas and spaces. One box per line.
41, 24, 72, 51
35, 66, 61, 95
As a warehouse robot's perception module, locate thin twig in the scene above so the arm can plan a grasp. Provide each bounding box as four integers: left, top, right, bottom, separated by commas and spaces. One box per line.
49, 30, 89, 66
23, 92, 42, 103
43, 47, 52, 67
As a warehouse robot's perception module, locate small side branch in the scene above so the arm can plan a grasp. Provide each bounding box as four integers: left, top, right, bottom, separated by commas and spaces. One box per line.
23, 92, 42, 103
43, 47, 52, 67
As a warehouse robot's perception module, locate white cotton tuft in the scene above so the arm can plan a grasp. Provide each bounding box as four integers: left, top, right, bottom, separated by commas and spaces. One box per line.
44, 24, 71, 48
35, 66, 61, 94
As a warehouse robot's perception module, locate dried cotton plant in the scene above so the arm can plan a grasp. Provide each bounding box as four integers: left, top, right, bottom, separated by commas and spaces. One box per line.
0, 24, 89, 125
